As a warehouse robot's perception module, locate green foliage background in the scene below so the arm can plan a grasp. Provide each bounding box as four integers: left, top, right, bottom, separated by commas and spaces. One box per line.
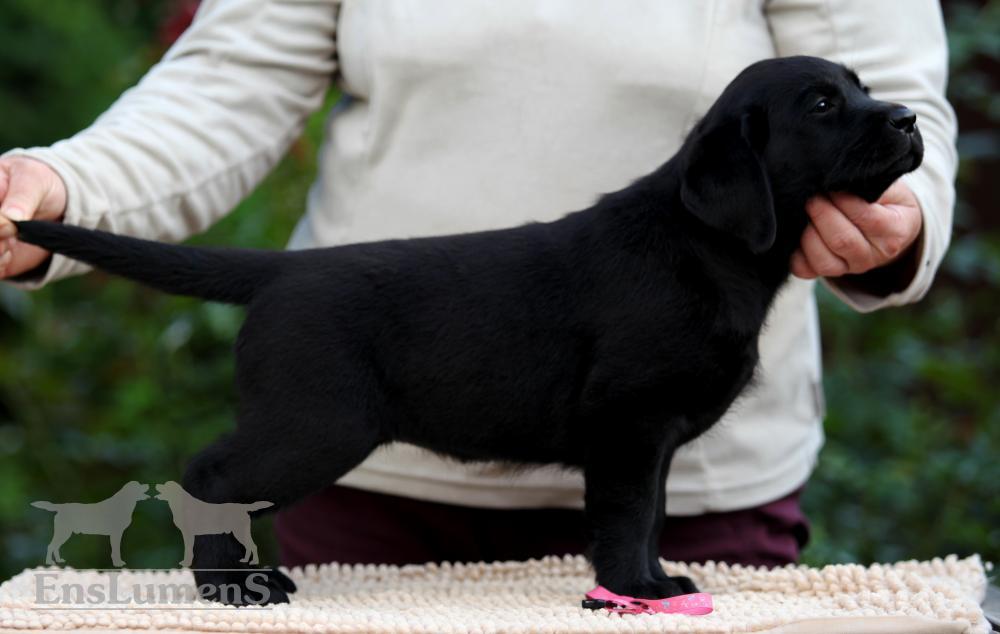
0, 0, 996, 578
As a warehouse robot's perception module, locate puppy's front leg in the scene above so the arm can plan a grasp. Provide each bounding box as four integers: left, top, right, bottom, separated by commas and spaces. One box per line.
646, 447, 673, 582
584, 434, 685, 599
646, 446, 700, 594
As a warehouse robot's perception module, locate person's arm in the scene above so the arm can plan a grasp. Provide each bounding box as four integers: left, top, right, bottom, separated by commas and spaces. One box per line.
766, 0, 958, 312
0, 0, 338, 288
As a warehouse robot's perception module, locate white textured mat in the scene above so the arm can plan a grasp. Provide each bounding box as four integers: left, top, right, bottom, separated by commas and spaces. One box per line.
0, 555, 990, 633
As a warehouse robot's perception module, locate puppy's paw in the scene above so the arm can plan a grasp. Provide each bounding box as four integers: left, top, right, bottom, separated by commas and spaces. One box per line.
669, 575, 700, 595
613, 577, 687, 599
268, 568, 297, 594
193, 568, 294, 606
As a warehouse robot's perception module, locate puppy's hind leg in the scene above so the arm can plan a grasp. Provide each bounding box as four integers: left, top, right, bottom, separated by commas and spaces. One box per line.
183, 411, 381, 605
185, 306, 386, 605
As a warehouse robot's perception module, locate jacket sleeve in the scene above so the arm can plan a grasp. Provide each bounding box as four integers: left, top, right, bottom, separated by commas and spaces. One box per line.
3, 0, 338, 288
765, 0, 958, 312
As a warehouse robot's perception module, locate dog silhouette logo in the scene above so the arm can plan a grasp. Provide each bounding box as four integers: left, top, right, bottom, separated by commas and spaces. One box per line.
31, 481, 150, 567
154, 481, 272, 567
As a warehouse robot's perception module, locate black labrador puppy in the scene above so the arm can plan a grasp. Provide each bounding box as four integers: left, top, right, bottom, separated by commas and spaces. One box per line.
14, 56, 922, 605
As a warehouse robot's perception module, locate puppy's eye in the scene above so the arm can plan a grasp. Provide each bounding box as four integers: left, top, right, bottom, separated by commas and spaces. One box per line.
812, 99, 833, 114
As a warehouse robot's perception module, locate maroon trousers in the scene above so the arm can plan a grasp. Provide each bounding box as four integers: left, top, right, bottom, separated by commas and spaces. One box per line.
275, 485, 809, 569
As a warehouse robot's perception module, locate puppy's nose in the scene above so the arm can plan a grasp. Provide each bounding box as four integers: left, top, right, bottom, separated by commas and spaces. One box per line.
888, 106, 916, 134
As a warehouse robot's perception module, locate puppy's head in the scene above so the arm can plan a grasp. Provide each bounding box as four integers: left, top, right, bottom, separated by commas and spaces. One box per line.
680, 56, 923, 254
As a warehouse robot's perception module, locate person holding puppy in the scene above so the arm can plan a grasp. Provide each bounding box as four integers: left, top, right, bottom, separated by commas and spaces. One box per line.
0, 1, 956, 568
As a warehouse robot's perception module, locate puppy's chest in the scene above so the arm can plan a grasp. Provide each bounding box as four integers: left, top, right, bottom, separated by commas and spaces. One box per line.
694, 334, 759, 391
589, 316, 760, 408
673, 327, 757, 384
647, 332, 760, 430
712, 283, 773, 337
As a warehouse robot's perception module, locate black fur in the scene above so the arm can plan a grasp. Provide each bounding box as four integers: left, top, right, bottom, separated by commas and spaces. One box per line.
17, 56, 922, 605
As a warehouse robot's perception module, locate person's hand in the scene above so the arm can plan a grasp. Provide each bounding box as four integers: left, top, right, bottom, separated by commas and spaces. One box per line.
790, 180, 923, 280
0, 156, 67, 279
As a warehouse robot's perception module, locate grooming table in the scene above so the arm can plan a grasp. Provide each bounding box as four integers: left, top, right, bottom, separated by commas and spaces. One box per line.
0, 555, 991, 633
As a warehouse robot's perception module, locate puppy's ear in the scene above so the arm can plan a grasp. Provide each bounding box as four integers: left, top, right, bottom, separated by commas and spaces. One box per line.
680, 110, 776, 254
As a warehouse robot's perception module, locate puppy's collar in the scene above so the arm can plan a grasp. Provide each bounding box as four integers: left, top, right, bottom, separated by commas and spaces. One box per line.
581, 585, 713, 615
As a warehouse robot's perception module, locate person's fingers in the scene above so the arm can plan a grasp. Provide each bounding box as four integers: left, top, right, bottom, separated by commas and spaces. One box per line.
790, 249, 818, 279
826, 191, 878, 228
0, 238, 50, 280
832, 180, 913, 223
0, 158, 67, 239
0, 163, 42, 240
0, 168, 45, 217
0, 158, 63, 279
0, 167, 10, 247
801, 223, 849, 277
805, 195, 877, 273
0, 245, 11, 273
829, 192, 900, 255
0, 236, 14, 277
0, 215, 22, 239
830, 190, 920, 264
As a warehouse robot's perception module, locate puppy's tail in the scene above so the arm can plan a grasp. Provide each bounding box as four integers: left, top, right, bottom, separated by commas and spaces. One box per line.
13, 221, 286, 305
31, 501, 60, 512
243, 501, 273, 512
